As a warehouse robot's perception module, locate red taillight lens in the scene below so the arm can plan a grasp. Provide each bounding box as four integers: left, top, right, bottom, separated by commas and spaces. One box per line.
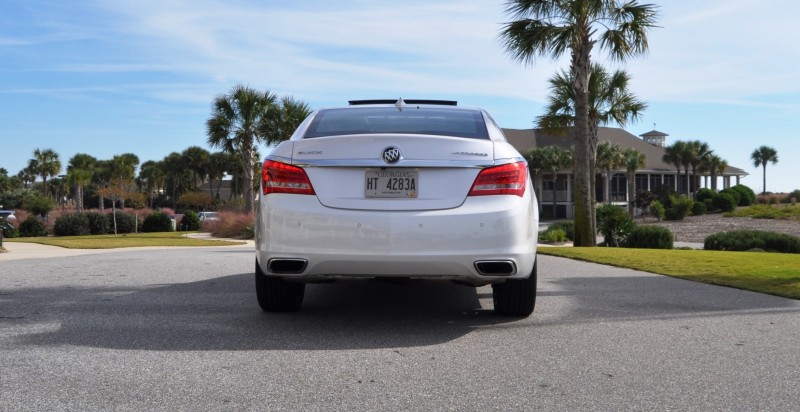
468, 161, 527, 197
262, 160, 316, 195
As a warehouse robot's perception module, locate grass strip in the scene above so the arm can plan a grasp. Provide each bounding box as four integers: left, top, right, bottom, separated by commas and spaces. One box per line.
5, 232, 244, 249
538, 247, 800, 300
725, 204, 800, 220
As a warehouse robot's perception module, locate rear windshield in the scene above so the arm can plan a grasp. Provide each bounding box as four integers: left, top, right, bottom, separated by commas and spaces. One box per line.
303, 107, 489, 139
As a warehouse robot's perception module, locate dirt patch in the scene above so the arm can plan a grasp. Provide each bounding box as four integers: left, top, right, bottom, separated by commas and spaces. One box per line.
640, 213, 800, 243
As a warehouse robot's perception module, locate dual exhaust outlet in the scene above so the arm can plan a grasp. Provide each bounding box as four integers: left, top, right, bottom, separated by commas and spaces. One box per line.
268, 258, 516, 277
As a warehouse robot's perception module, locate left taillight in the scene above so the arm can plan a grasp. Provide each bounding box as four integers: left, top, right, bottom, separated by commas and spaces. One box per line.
468, 161, 527, 197
262, 160, 316, 195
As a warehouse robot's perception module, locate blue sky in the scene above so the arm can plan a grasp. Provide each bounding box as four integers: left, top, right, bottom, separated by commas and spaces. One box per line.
1, 0, 799, 193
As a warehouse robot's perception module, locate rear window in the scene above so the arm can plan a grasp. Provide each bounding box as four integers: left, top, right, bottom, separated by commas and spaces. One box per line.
303, 107, 489, 139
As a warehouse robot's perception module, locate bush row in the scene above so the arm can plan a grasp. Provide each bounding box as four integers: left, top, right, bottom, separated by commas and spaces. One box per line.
704, 230, 800, 254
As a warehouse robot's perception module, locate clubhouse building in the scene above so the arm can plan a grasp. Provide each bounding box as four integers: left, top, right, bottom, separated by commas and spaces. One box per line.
503, 127, 748, 219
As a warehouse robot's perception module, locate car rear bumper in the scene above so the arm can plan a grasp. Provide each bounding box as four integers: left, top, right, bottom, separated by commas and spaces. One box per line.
256, 194, 538, 282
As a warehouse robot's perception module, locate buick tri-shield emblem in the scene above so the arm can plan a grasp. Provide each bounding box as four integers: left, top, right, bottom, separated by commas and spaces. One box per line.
381, 147, 402, 164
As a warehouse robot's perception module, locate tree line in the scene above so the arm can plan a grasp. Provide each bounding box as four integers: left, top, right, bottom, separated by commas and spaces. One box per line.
0, 85, 311, 216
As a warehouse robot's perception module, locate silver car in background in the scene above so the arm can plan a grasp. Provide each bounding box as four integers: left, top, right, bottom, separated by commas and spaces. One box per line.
255, 99, 539, 316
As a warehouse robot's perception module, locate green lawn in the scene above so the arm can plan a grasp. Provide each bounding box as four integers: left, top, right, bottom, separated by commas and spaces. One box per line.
538, 247, 800, 300
5, 232, 244, 249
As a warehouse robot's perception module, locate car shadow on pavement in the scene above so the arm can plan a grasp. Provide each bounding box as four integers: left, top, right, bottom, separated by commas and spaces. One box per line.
6, 274, 520, 351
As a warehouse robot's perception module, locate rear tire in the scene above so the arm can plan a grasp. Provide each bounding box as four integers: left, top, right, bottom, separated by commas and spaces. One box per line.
255, 260, 305, 312
492, 259, 537, 316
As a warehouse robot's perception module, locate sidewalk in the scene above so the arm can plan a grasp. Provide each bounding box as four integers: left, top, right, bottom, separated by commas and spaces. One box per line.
0, 234, 253, 262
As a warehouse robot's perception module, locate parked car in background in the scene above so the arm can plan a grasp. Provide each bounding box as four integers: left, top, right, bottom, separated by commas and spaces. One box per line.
255, 99, 539, 316
0, 210, 15, 220
197, 211, 218, 221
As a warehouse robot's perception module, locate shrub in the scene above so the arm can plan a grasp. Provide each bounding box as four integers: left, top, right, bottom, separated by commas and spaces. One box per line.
179, 210, 201, 231
719, 188, 741, 207
665, 196, 693, 221
111, 212, 139, 234
85, 212, 110, 235
546, 221, 574, 241
54, 213, 90, 236
141, 212, 174, 233
704, 230, 800, 254
729, 184, 756, 206
624, 225, 674, 249
696, 188, 716, 203
540, 228, 567, 243
703, 198, 716, 212
596, 204, 634, 247
712, 192, 738, 212
691, 201, 707, 216
203, 211, 255, 239
783, 190, 800, 204
649, 200, 665, 221
19, 216, 47, 237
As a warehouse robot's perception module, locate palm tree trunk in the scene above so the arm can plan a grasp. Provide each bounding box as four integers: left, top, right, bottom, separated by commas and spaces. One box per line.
762, 164, 767, 194
242, 139, 255, 213
627, 172, 635, 216
571, 39, 595, 247
551, 173, 558, 219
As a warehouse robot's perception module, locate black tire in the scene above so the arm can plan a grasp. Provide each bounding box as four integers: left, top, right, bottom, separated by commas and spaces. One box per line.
255, 260, 305, 312
492, 259, 537, 316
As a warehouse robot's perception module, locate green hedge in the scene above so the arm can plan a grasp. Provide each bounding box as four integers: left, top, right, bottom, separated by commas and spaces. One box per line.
704, 230, 800, 254
179, 210, 201, 231
142, 212, 174, 233
54, 213, 90, 236
624, 225, 674, 249
19, 216, 47, 237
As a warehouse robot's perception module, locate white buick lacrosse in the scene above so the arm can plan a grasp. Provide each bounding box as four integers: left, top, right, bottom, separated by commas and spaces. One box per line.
255, 99, 539, 316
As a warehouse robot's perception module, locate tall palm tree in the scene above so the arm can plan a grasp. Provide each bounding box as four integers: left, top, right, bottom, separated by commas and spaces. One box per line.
501, 0, 658, 246
138, 160, 166, 208
751, 145, 778, 194
67, 153, 97, 213
265, 96, 313, 143
662, 141, 687, 194
622, 148, 646, 215
181, 146, 210, 190
704, 154, 727, 191
537, 64, 646, 237
31, 148, 62, 198
685, 140, 712, 199
596, 142, 624, 204
206, 84, 278, 212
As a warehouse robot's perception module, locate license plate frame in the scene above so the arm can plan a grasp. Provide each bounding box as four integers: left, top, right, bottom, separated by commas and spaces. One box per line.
365, 169, 418, 198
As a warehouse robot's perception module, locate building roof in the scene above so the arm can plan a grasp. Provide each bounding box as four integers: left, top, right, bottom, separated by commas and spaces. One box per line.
503, 127, 747, 176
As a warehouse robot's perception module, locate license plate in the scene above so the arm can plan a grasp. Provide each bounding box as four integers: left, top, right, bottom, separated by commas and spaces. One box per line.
365, 170, 418, 198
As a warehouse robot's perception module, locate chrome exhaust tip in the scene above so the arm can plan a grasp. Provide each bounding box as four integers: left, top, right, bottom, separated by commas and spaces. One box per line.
267, 258, 308, 274
474, 260, 517, 276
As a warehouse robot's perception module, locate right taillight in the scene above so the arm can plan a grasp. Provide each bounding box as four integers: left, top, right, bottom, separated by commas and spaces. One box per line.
468, 161, 527, 197
262, 160, 316, 195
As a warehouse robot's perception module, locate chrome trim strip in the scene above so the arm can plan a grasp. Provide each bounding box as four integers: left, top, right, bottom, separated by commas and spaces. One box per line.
290, 158, 496, 168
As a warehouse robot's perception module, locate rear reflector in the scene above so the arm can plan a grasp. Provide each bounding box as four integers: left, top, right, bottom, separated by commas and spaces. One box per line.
262, 160, 316, 195
468, 161, 527, 197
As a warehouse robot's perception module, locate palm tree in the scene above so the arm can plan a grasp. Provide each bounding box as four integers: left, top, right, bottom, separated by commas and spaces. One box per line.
206, 84, 279, 212
67, 153, 97, 212
181, 146, 210, 190
622, 148, 646, 215
662, 141, 687, 194
540, 145, 573, 219
751, 145, 778, 194
31, 148, 62, 198
138, 160, 166, 208
704, 154, 727, 191
265, 96, 313, 143
523, 147, 549, 213
685, 140, 712, 199
207, 151, 232, 201
501, 0, 658, 246
596, 142, 624, 204
537, 64, 646, 237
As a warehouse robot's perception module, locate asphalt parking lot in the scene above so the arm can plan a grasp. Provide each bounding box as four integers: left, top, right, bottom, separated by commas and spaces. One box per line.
1, 245, 799, 411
